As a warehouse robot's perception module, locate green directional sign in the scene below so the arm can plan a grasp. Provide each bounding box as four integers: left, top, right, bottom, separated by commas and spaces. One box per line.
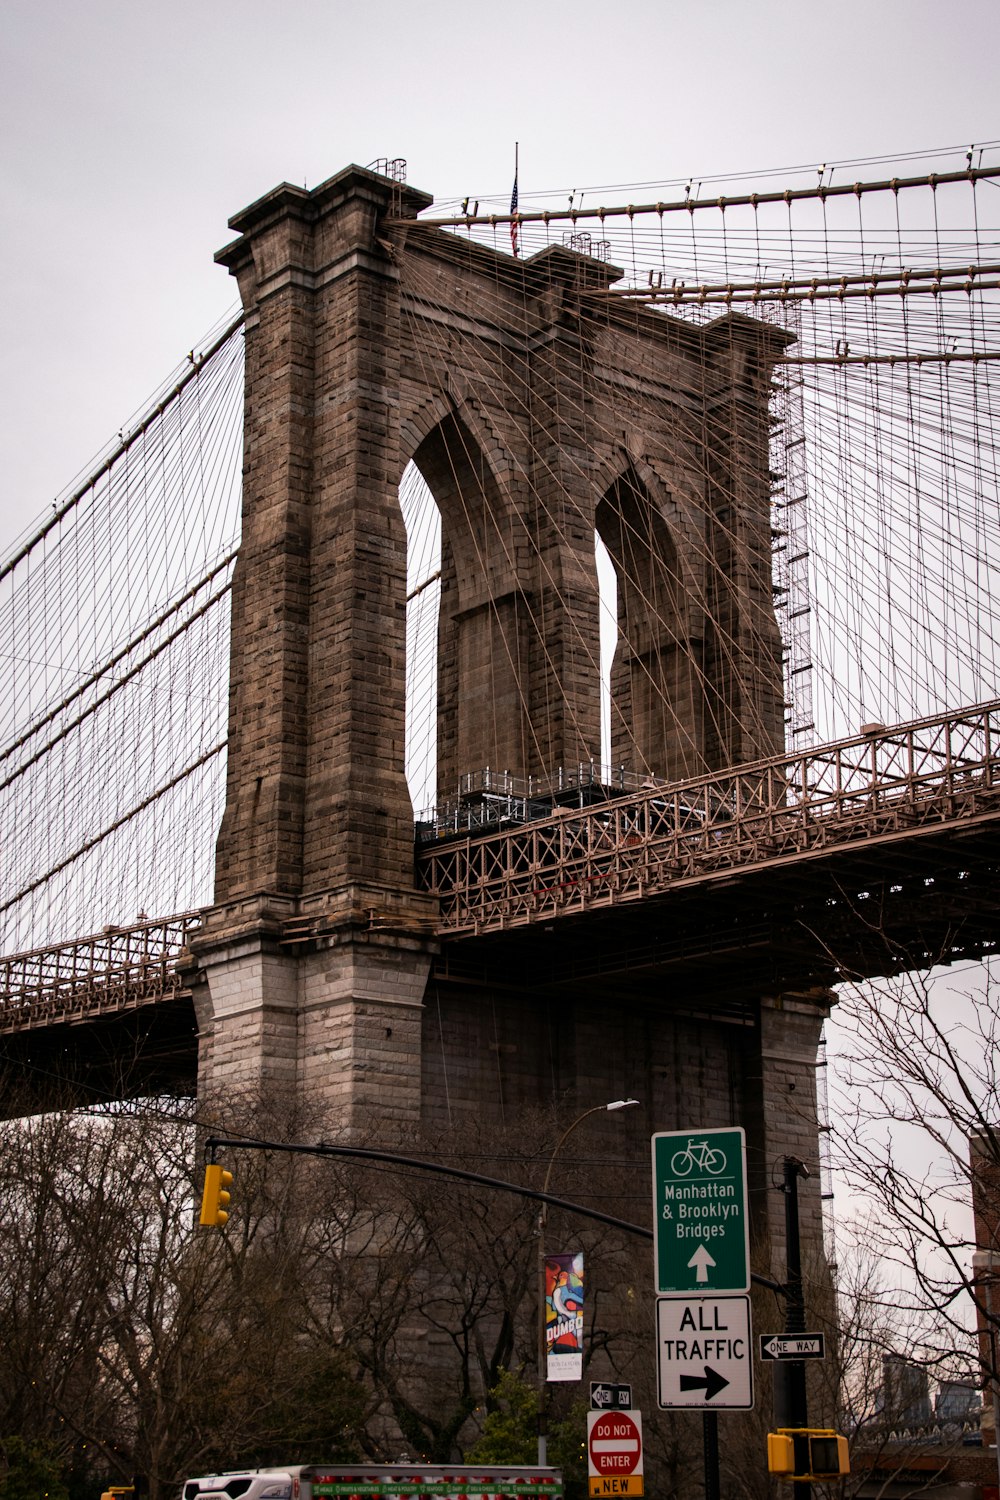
652, 1127, 749, 1296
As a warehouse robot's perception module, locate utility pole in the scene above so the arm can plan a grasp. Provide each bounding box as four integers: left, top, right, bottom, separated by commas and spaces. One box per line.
773, 1157, 811, 1500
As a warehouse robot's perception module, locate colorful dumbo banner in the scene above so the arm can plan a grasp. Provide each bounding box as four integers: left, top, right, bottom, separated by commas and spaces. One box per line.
545, 1251, 584, 1381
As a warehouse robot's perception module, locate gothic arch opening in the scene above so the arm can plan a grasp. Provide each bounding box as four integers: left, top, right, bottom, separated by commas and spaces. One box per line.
399, 461, 441, 816
595, 466, 709, 781
401, 412, 533, 805
595, 530, 617, 771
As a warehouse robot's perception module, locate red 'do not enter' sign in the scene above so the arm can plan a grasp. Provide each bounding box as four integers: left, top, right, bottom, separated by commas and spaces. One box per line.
588, 1412, 642, 1476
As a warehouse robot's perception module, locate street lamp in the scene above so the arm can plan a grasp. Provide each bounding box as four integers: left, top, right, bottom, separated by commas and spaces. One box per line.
537, 1098, 640, 1465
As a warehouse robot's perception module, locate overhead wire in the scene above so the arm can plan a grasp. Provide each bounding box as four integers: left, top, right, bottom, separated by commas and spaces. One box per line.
2, 149, 998, 950
413, 161, 999, 760
0, 317, 244, 948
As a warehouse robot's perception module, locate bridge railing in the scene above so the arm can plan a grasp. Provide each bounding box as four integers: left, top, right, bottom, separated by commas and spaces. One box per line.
416, 700, 1000, 935
2, 703, 998, 1015
0, 913, 201, 1033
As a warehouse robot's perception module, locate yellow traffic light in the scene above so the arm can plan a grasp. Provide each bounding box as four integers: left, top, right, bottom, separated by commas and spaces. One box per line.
199, 1163, 234, 1227
767, 1429, 849, 1481
807, 1433, 849, 1478
767, 1434, 795, 1475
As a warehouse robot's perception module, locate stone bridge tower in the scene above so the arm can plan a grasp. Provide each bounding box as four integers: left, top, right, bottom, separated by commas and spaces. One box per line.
190, 163, 824, 1262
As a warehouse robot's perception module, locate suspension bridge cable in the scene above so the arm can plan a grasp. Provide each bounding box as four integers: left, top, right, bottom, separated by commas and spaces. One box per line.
0, 313, 244, 587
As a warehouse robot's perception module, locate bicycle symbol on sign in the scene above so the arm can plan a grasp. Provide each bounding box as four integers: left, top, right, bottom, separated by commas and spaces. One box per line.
669, 1137, 727, 1176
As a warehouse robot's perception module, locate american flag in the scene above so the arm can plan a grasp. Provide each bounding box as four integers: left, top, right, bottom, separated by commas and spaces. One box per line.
510, 173, 519, 258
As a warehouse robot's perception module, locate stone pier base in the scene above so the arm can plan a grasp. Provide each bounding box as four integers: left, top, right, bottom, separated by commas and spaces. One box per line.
188, 888, 437, 1129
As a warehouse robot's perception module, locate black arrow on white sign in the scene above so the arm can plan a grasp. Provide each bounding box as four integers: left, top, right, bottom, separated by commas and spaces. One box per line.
759, 1333, 826, 1361
679, 1366, 730, 1401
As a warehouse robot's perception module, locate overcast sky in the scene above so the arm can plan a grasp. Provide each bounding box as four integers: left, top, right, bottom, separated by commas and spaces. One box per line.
2, 0, 999, 547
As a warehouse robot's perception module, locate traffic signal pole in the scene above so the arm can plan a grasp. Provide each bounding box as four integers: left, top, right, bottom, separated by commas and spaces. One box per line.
201, 1133, 804, 1493
773, 1157, 811, 1500
204, 1134, 792, 1288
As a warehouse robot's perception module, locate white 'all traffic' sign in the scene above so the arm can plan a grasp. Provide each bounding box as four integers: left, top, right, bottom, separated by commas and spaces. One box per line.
656, 1295, 754, 1410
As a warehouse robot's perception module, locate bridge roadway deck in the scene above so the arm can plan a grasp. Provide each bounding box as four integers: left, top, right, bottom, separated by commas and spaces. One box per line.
1, 701, 999, 1096
419, 699, 1000, 1005
418, 699, 1000, 934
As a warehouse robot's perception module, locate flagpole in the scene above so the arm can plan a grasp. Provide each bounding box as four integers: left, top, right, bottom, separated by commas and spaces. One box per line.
510, 141, 520, 259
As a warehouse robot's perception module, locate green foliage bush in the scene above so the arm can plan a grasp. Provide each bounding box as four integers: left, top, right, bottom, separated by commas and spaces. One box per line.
0, 1438, 70, 1500
466, 1371, 587, 1500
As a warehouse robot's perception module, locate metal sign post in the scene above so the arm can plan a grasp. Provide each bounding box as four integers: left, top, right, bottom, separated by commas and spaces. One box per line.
652, 1128, 753, 1500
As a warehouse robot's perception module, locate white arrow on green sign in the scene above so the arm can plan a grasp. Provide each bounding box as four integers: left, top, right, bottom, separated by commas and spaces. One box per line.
652, 1127, 750, 1296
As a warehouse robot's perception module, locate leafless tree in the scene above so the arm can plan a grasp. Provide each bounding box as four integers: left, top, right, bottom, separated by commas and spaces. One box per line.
829, 958, 1000, 1388
1, 1089, 844, 1499
0, 1103, 368, 1499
